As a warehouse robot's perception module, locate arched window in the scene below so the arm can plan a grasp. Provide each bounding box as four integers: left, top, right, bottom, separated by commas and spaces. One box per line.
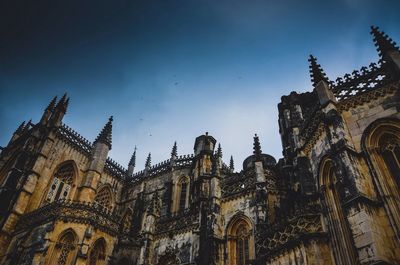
88, 238, 106, 265
362, 119, 400, 238
52, 229, 77, 265
227, 215, 254, 265
95, 186, 113, 211
235, 224, 250, 265
380, 135, 400, 184
45, 162, 75, 203
319, 159, 357, 265
179, 179, 188, 212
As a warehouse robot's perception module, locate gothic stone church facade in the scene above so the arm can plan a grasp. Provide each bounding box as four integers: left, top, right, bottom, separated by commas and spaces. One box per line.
1, 26, 400, 265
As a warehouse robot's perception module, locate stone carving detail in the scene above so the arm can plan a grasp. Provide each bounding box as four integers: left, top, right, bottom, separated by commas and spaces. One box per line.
16, 200, 120, 235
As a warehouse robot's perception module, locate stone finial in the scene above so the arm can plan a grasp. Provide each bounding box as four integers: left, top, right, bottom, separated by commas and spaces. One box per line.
129, 146, 137, 167
216, 143, 223, 158
171, 141, 177, 158
94, 116, 113, 149
253, 134, 262, 159
229, 155, 234, 171
308, 55, 330, 87
371, 26, 399, 57
145, 152, 152, 168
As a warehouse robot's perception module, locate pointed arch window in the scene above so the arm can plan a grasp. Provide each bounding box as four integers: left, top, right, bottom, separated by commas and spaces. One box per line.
179, 179, 188, 212
46, 162, 74, 203
88, 239, 106, 265
380, 136, 400, 185
52, 230, 77, 265
95, 186, 113, 211
227, 216, 254, 265
236, 224, 250, 265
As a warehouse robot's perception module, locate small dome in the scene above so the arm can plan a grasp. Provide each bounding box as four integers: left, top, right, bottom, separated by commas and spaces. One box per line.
243, 154, 276, 171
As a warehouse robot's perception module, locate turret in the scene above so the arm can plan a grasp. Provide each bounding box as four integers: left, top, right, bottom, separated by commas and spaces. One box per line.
127, 146, 137, 176
309, 55, 336, 105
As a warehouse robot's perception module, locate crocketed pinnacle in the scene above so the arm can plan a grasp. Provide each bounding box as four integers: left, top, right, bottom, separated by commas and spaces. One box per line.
45, 96, 57, 111
371, 26, 399, 57
229, 155, 234, 171
216, 143, 223, 158
129, 146, 137, 167
171, 141, 177, 157
15, 121, 26, 135
308, 55, 329, 87
145, 152, 152, 168
94, 116, 113, 149
253, 134, 262, 159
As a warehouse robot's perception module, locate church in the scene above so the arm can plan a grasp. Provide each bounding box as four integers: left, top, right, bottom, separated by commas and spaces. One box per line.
0, 26, 399, 265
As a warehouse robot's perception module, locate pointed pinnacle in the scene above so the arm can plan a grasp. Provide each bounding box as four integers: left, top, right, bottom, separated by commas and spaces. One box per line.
229, 155, 234, 171
145, 152, 152, 168
45, 96, 57, 111
371, 26, 399, 57
217, 143, 223, 158
94, 116, 113, 149
308, 55, 329, 87
129, 146, 137, 167
253, 134, 262, 158
171, 141, 177, 157
56, 93, 67, 108
15, 121, 26, 135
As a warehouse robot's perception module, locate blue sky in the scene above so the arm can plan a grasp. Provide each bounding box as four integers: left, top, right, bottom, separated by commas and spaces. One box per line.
1, 0, 399, 171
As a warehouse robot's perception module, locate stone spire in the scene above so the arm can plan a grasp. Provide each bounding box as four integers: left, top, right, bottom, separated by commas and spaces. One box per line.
216, 143, 223, 158
45, 96, 57, 111
171, 141, 178, 158
128, 146, 137, 176
229, 155, 234, 171
94, 116, 113, 149
145, 153, 152, 169
50, 93, 69, 126
129, 146, 137, 167
253, 134, 262, 160
15, 121, 26, 135
371, 26, 399, 57
308, 55, 330, 87
55, 93, 68, 111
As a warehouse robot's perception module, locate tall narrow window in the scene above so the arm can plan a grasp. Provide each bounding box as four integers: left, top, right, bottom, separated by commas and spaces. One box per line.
88, 239, 106, 265
46, 162, 74, 203
319, 159, 357, 264
178, 179, 188, 212
236, 224, 249, 265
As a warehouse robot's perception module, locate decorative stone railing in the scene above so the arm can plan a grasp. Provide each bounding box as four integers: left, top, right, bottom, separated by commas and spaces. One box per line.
130, 154, 194, 181
16, 200, 121, 236
257, 200, 324, 258
330, 59, 394, 101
